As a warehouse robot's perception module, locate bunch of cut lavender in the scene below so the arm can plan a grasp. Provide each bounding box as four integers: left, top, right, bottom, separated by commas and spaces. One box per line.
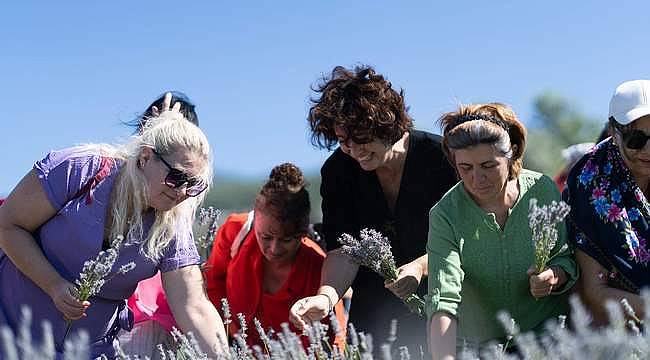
193, 207, 222, 261
63, 235, 136, 341
338, 229, 425, 316
528, 198, 570, 274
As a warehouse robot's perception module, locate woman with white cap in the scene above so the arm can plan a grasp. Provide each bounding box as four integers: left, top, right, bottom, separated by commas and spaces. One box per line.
565, 79, 650, 326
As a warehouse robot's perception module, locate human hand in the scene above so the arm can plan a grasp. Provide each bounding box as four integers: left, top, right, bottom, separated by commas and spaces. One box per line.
527, 265, 564, 299
47, 280, 90, 321
385, 261, 423, 300
151, 92, 182, 117
289, 295, 331, 331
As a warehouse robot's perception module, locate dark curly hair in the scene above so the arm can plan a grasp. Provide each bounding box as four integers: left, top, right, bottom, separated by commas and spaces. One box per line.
254, 163, 311, 236
308, 65, 413, 150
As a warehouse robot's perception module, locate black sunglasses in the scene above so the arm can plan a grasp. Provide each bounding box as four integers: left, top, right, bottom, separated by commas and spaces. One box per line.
618, 128, 650, 150
152, 150, 207, 197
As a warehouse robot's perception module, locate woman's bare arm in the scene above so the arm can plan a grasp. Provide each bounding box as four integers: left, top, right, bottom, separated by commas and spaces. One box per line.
163, 265, 227, 356
0, 170, 87, 319
576, 249, 644, 325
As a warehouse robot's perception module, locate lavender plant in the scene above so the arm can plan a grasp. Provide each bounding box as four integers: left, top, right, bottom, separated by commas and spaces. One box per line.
221, 298, 233, 339
8, 291, 650, 359
193, 207, 222, 261
63, 235, 136, 341
528, 198, 570, 274
0, 306, 90, 360
338, 229, 425, 316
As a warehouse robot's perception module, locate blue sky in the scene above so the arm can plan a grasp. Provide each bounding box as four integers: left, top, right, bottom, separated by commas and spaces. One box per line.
1, 1, 649, 195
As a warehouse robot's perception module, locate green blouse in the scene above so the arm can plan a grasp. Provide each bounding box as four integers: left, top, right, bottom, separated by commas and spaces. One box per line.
426, 169, 578, 350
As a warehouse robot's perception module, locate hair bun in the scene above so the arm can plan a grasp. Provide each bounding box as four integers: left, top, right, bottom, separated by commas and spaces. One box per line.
269, 163, 305, 193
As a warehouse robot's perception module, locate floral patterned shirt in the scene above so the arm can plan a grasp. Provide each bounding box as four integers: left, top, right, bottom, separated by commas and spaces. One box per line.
566, 139, 650, 292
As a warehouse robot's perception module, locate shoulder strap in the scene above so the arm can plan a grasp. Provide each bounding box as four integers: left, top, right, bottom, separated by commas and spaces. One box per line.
71, 157, 114, 205
230, 210, 255, 258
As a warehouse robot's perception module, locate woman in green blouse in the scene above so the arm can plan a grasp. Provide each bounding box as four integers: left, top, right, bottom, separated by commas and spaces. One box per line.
426, 103, 578, 359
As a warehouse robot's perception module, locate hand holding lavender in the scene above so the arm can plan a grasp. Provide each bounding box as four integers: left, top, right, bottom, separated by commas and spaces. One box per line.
338, 228, 425, 316
528, 198, 570, 274
63, 235, 136, 340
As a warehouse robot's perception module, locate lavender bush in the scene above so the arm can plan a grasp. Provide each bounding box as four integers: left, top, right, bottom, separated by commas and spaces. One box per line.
528, 198, 570, 274
338, 228, 426, 316
5, 291, 650, 359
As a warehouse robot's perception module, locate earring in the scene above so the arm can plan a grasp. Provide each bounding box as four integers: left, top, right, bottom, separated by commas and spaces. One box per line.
139, 160, 145, 168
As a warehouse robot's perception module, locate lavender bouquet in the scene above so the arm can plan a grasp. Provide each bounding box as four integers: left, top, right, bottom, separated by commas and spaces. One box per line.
338, 228, 425, 316
63, 235, 135, 340
193, 207, 222, 261
528, 198, 570, 274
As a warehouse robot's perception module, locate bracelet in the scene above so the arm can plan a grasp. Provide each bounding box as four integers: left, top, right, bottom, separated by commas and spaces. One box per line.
317, 293, 334, 313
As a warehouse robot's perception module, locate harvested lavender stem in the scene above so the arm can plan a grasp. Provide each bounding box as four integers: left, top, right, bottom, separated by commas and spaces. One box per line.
338, 229, 425, 316
528, 198, 570, 274
63, 235, 135, 341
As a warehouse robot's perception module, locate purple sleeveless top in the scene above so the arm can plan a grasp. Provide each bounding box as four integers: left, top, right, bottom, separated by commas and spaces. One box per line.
0, 147, 200, 358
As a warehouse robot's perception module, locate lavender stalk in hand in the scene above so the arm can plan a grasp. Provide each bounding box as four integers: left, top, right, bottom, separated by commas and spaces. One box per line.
338, 229, 426, 316
528, 198, 570, 274
63, 235, 136, 341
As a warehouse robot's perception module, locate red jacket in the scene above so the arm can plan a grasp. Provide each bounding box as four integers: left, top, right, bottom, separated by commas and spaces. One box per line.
204, 212, 346, 348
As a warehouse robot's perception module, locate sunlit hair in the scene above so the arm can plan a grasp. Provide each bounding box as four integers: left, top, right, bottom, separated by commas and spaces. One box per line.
88, 112, 212, 260
308, 65, 413, 150
254, 163, 310, 236
438, 103, 527, 180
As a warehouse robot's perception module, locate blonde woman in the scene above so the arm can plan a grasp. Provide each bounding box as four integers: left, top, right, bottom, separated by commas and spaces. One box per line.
0, 99, 226, 358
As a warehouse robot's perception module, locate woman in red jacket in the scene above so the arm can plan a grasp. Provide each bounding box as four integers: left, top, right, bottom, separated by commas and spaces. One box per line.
204, 163, 346, 348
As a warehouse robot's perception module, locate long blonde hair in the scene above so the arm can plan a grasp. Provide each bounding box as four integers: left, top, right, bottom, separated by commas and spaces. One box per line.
98, 112, 212, 261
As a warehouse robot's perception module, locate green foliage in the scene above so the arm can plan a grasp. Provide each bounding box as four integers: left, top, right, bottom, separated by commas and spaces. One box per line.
525, 92, 603, 175
204, 173, 323, 222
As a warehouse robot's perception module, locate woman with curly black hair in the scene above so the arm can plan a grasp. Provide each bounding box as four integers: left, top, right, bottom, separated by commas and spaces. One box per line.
290, 65, 457, 351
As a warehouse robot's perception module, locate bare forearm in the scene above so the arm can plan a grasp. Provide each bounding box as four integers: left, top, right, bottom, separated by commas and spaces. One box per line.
174, 301, 227, 356
411, 254, 428, 277
576, 250, 645, 324
318, 249, 358, 303
430, 313, 457, 360
0, 226, 64, 296
586, 285, 644, 323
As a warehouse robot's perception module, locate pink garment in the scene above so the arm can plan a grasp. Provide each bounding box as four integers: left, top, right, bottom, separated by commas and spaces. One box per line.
128, 271, 177, 332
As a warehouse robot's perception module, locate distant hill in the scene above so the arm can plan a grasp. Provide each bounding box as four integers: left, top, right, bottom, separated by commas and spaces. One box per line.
204, 171, 323, 223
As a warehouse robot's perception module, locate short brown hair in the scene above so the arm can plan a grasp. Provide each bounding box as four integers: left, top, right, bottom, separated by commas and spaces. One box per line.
438, 103, 527, 180
308, 65, 413, 150
254, 163, 310, 235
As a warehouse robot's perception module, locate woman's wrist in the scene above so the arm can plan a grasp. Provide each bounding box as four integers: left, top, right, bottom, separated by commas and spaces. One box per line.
316, 293, 334, 312
317, 286, 339, 312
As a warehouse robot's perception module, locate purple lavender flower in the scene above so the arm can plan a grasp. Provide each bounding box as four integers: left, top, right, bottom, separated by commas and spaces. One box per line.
63, 235, 136, 341
528, 198, 570, 274
193, 207, 222, 260
338, 229, 425, 316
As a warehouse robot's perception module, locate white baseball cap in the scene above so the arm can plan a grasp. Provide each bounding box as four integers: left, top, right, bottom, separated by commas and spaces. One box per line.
609, 80, 650, 125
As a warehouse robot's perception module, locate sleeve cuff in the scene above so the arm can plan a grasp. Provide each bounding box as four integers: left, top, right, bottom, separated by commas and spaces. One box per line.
548, 260, 579, 295
425, 287, 459, 319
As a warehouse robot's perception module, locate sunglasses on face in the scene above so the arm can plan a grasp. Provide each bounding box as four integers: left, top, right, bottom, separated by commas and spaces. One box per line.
619, 129, 650, 150
152, 150, 207, 197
